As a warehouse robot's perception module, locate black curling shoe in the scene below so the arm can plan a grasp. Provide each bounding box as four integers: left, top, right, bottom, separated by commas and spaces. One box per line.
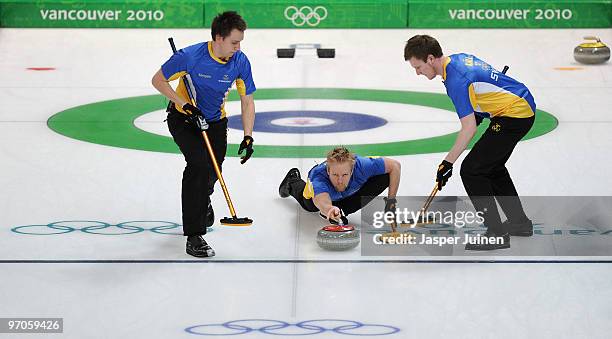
279, 168, 301, 198
186, 235, 215, 258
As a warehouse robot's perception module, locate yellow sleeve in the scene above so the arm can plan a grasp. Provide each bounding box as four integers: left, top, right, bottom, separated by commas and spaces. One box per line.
166, 71, 187, 82
236, 78, 246, 96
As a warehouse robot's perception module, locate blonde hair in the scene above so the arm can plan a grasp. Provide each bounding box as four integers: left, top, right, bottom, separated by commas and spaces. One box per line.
326, 146, 356, 166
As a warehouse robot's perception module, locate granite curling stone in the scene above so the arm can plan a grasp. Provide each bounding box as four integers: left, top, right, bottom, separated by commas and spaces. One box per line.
316, 225, 360, 251
574, 36, 610, 64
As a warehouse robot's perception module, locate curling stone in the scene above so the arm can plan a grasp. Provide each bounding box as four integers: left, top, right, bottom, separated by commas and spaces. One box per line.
316, 225, 359, 251
574, 36, 610, 64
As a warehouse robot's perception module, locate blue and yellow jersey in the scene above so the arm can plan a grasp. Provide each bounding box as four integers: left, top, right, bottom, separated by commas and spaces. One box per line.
161, 41, 256, 122
443, 53, 535, 120
303, 156, 386, 201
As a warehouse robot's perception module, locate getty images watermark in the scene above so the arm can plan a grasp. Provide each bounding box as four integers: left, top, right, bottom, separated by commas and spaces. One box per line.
361, 196, 612, 256
370, 208, 500, 247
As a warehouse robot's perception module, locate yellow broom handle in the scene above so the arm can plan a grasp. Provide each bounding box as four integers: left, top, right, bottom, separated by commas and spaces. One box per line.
200, 130, 237, 217
421, 184, 439, 214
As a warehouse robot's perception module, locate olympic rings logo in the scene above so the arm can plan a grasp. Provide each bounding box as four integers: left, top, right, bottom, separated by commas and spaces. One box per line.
284, 6, 328, 27
185, 319, 400, 336
10, 220, 193, 236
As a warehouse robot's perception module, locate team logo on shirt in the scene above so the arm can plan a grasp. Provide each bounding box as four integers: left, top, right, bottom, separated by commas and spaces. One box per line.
491, 123, 501, 132
219, 74, 232, 83
198, 73, 211, 78
464, 56, 474, 67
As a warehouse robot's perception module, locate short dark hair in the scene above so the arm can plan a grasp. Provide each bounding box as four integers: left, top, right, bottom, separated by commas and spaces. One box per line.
211, 11, 247, 40
404, 35, 443, 61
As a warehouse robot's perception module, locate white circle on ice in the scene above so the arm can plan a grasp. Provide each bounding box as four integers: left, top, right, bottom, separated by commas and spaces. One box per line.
134, 99, 457, 146
270, 117, 335, 127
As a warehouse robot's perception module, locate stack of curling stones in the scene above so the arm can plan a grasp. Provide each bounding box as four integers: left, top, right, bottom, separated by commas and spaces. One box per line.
317, 225, 360, 251
574, 36, 610, 64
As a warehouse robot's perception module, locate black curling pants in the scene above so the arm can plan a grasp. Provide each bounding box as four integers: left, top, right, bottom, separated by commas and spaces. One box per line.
167, 108, 227, 236
460, 115, 535, 234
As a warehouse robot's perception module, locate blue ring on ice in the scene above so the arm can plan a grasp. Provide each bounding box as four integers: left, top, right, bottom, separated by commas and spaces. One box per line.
227, 110, 387, 134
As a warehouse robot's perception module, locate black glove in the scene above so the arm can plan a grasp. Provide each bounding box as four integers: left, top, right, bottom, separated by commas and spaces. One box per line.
384, 197, 398, 225
238, 136, 254, 164
436, 160, 453, 191
182, 103, 208, 131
